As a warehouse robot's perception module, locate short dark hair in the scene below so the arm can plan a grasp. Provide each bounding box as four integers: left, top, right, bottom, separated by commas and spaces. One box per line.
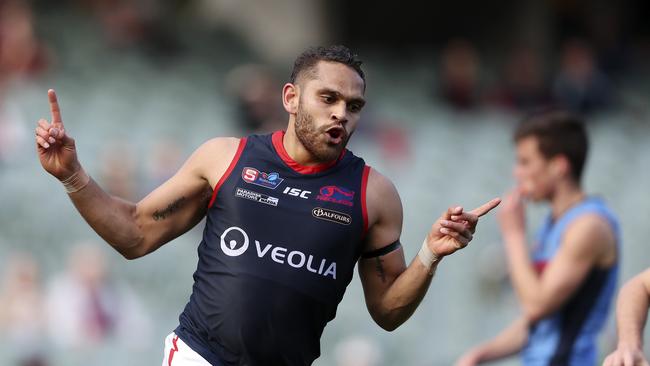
514, 110, 589, 182
290, 45, 365, 88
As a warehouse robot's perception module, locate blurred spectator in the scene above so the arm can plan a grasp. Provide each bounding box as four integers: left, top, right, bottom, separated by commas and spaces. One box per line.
72, 0, 182, 58
0, 0, 49, 86
45, 242, 151, 351
225, 63, 287, 134
552, 39, 615, 114
0, 253, 49, 366
334, 335, 383, 366
488, 45, 552, 113
98, 141, 139, 201
436, 39, 482, 110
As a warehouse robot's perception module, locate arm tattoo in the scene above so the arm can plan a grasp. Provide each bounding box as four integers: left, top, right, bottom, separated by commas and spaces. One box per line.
375, 257, 387, 283
153, 196, 187, 221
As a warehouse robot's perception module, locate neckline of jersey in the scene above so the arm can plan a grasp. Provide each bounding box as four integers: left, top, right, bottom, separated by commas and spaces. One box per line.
271, 130, 346, 175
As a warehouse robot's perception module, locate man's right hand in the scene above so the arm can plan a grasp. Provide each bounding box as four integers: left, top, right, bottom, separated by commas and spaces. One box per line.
35, 89, 81, 181
603, 345, 649, 366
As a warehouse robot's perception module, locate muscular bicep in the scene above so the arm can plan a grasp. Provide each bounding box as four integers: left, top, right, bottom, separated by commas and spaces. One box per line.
358, 168, 405, 306
134, 138, 239, 255
358, 245, 406, 310
135, 168, 211, 250
530, 214, 616, 320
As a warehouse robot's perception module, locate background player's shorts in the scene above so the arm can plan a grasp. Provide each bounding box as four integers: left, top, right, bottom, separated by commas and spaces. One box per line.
161, 332, 211, 366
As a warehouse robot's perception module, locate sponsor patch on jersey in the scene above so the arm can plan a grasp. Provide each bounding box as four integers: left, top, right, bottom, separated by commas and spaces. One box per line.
283, 186, 311, 199
312, 207, 351, 225
219, 226, 338, 279
315, 185, 355, 206
235, 187, 279, 206
241, 167, 284, 189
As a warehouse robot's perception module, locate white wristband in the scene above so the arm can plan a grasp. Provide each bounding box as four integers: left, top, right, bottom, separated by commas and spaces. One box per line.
418, 239, 439, 275
61, 169, 90, 194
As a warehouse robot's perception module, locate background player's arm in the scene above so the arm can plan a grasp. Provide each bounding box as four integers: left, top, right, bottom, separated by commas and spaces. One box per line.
358, 169, 499, 331
455, 316, 529, 366
499, 192, 616, 322
36, 90, 238, 259
603, 269, 650, 366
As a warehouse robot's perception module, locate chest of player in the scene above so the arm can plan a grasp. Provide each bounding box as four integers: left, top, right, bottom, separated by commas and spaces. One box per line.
201, 134, 367, 300
219, 162, 363, 235
207, 140, 367, 269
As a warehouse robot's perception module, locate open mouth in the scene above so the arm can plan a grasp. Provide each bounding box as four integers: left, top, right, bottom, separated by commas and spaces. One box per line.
325, 127, 346, 144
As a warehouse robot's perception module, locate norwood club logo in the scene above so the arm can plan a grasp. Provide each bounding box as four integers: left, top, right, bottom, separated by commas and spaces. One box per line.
219, 226, 337, 279
241, 167, 284, 189
316, 186, 355, 207
312, 207, 351, 225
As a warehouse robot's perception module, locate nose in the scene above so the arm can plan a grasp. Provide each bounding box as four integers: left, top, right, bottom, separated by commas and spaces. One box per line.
330, 102, 348, 125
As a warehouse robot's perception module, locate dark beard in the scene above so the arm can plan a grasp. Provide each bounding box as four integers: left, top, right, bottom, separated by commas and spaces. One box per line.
294, 104, 347, 163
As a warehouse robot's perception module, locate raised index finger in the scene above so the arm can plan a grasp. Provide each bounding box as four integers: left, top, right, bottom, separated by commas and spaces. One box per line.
48, 89, 63, 126
469, 197, 502, 217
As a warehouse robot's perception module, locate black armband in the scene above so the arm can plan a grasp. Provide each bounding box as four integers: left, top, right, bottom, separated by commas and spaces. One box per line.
360, 240, 402, 259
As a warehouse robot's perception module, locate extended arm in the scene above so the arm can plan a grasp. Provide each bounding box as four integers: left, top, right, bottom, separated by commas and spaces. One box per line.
356, 171, 429, 331
455, 317, 529, 366
603, 269, 650, 366
35, 89, 239, 259
66, 138, 237, 259
358, 168, 499, 331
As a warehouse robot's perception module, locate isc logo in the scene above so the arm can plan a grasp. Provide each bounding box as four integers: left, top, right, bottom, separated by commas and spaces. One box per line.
283, 187, 311, 199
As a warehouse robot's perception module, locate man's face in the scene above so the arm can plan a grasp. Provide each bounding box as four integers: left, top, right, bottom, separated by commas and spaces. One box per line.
513, 137, 557, 202
294, 61, 366, 162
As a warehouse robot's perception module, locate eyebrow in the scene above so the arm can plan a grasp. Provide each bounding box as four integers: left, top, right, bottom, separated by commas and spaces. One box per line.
317, 88, 366, 107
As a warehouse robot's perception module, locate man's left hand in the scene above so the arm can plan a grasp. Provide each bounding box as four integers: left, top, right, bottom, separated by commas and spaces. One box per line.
497, 189, 526, 241
430, 198, 501, 257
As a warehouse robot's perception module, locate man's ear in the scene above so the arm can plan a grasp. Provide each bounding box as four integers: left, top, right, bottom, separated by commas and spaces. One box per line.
282, 83, 299, 114
550, 155, 571, 179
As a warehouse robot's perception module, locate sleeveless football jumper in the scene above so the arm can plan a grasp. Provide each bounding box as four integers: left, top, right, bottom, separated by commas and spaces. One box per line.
522, 197, 619, 366
174, 131, 370, 366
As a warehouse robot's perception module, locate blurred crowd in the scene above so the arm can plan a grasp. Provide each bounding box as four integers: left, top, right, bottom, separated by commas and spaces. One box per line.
2, 1, 647, 140
228, 37, 626, 134
0, 244, 151, 366
436, 37, 618, 115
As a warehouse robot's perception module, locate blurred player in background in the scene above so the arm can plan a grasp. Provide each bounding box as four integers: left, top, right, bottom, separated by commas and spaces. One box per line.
457, 111, 619, 365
